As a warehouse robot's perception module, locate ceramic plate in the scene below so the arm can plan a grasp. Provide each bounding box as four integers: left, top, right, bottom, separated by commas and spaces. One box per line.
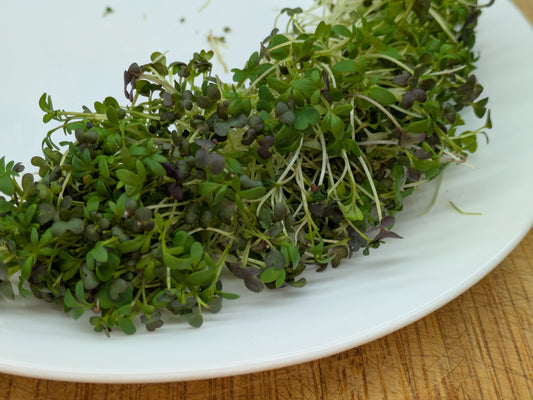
0, 0, 531, 383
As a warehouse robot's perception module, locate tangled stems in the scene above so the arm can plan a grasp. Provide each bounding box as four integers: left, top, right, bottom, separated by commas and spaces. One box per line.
0, 0, 491, 334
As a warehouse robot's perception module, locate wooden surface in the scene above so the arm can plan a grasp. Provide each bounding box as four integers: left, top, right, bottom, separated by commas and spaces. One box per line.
1, 3, 532, 399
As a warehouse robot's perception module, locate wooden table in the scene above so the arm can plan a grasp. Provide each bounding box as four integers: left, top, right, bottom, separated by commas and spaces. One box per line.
1, 2, 532, 399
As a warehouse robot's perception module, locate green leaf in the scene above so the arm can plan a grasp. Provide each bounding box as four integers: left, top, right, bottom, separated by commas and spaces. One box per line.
315, 21, 332, 40
96, 257, 118, 282
180, 311, 203, 328
109, 278, 129, 301
0, 198, 12, 213
485, 110, 492, 129
74, 280, 86, 304
279, 110, 296, 125
225, 157, 243, 174
258, 83, 275, 101
0, 260, 7, 281
64, 288, 82, 309
38, 228, 54, 247
26, 202, 37, 220
260, 266, 279, 283
69, 307, 87, 320
71, 156, 88, 174
339, 202, 364, 222
43, 113, 54, 123
17, 278, 33, 298
190, 242, 204, 265
213, 185, 227, 205
321, 111, 332, 133
163, 252, 193, 270
288, 244, 301, 268
332, 24, 352, 37
135, 159, 147, 183
266, 76, 290, 93
21, 173, 35, 197
368, 86, 396, 105
20, 256, 35, 281
0, 280, 15, 300
98, 157, 110, 178
275, 269, 287, 287
120, 146, 134, 168
106, 106, 119, 125
145, 158, 167, 176
268, 34, 290, 60
232, 68, 247, 83
239, 186, 267, 200
281, 7, 303, 16
473, 97, 489, 118
260, 267, 286, 287
86, 195, 100, 215
333, 104, 353, 116
66, 218, 85, 235
342, 138, 361, 157
330, 113, 345, 140
116, 169, 140, 187
411, 156, 440, 172
117, 317, 136, 335
116, 235, 146, 254
290, 79, 316, 96
219, 291, 240, 300
332, 59, 360, 73
89, 242, 108, 263
198, 181, 221, 196
0, 173, 15, 196
406, 119, 432, 133
392, 164, 404, 201
378, 45, 403, 60
30, 227, 39, 244
294, 106, 320, 131
186, 269, 215, 286
39, 246, 59, 257
116, 304, 133, 315
39, 93, 50, 112
224, 97, 252, 116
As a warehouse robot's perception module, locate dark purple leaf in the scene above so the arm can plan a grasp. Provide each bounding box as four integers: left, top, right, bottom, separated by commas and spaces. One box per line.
167, 182, 184, 201
258, 135, 275, 149
399, 130, 425, 148
402, 91, 415, 109
207, 152, 225, 174
393, 70, 410, 87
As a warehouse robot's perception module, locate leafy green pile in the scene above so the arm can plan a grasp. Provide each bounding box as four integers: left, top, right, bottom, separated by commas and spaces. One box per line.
0, 0, 491, 335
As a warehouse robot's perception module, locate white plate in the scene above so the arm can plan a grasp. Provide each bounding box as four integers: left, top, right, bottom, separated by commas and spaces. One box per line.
0, 0, 532, 383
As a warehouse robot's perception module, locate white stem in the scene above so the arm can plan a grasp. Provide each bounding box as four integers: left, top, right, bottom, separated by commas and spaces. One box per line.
255, 137, 304, 217
317, 130, 328, 186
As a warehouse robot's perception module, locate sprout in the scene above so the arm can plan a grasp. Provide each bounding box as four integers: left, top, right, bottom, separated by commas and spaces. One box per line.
0, 0, 492, 334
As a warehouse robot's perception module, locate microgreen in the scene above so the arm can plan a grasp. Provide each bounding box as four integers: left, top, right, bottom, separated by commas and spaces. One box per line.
0, 0, 491, 335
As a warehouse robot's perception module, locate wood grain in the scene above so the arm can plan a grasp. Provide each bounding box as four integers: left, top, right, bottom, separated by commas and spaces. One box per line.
513, 0, 533, 23
1, 2, 532, 399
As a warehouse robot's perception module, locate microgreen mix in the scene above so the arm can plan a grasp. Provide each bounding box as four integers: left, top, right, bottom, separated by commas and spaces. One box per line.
0, 0, 491, 335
